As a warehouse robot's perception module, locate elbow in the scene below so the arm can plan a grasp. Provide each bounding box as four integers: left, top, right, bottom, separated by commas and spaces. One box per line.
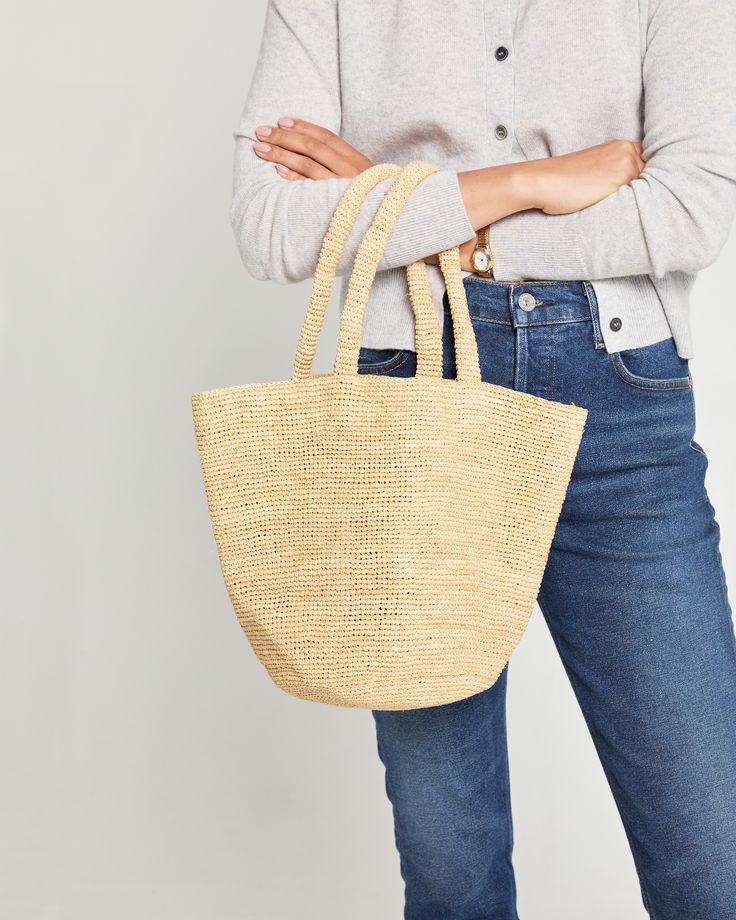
229, 189, 302, 285
641, 165, 736, 276
666, 222, 731, 275
646, 210, 734, 277
693, 225, 731, 271
676, 184, 736, 274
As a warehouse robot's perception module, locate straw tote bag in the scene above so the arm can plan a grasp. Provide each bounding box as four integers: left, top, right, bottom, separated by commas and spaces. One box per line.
192, 160, 588, 710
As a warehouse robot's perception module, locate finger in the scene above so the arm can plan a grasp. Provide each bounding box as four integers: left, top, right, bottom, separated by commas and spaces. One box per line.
276, 116, 364, 161
253, 141, 333, 179
255, 124, 349, 174
631, 142, 645, 174
275, 163, 305, 181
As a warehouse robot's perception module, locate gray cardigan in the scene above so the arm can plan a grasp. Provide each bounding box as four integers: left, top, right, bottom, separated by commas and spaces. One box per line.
230, 0, 736, 359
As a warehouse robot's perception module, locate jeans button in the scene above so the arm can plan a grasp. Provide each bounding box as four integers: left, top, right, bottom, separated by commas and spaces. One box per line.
518, 292, 537, 312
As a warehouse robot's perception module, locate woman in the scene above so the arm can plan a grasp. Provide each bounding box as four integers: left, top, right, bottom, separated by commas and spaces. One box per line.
230, 1, 736, 917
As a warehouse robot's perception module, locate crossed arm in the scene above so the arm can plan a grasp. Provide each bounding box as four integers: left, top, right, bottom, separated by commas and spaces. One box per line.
231, 0, 736, 287
250, 117, 647, 272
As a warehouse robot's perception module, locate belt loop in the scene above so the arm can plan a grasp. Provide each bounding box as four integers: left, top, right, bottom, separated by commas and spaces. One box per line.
508, 283, 517, 327
583, 282, 605, 349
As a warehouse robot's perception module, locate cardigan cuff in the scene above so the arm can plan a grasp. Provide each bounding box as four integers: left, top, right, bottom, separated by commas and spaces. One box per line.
379, 169, 476, 269
489, 208, 587, 281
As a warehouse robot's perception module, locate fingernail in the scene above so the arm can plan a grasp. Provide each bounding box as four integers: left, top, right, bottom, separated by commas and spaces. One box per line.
254, 142, 271, 153
255, 125, 272, 136
278, 117, 295, 127
275, 164, 290, 176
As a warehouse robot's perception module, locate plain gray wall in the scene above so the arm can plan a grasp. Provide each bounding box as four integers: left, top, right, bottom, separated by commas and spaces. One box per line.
2, 2, 734, 918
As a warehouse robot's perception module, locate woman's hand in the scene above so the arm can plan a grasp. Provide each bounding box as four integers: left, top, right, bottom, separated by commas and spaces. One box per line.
524, 139, 645, 215
253, 117, 373, 179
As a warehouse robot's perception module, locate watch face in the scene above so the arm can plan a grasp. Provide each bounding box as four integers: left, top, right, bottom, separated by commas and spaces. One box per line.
473, 250, 490, 272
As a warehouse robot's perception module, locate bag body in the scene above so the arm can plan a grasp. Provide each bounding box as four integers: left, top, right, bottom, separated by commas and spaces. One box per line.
192, 162, 588, 710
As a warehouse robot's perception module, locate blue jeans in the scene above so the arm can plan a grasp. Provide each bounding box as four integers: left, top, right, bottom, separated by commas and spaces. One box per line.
357, 278, 736, 920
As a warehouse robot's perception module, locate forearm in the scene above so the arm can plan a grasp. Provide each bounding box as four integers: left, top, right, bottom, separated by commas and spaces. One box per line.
488, 164, 736, 284
456, 163, 539, 230
232, 141, 479, 283
233, 140, 546, 283
417, 162, 541, 270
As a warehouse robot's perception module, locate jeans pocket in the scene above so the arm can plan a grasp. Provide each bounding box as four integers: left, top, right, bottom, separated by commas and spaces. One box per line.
357, 347, 415, 376
609, 337, 692, 391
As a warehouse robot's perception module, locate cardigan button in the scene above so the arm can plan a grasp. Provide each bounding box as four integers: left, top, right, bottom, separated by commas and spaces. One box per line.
495, 46, 509, 61
495, 124, 508, 141
609, 317, 623, 332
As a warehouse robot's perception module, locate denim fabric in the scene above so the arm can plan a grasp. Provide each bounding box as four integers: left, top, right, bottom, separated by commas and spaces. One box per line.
357, 277, 736, 920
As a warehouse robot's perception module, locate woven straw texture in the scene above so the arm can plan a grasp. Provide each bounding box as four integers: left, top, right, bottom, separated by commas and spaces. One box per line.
192, 161, 588, 710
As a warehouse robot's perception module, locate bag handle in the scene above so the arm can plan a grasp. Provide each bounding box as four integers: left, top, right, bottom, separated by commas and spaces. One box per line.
334, 161, 481, 383
292, 163, 442, 380
293, 160, 481, 384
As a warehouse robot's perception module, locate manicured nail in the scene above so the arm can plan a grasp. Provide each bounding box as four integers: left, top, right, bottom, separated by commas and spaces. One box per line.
278, 117, 295, 127
255, 125, 272, 137
254, 142, 271, 153
275, 164, 290, 177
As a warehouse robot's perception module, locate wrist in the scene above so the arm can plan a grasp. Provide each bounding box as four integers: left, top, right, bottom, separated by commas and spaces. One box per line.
457, 161, 541, 231
507, 160, 545, 212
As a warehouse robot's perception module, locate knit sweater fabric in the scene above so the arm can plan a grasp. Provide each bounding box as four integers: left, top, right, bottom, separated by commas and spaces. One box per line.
230, 0, 736, 359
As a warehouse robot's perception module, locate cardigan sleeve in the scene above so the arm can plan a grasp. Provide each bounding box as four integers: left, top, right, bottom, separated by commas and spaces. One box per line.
488, 0, 736, 282
230, 0, 475, 285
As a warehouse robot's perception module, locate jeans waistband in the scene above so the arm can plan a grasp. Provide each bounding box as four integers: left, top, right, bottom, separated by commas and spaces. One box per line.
459, 276, 605, 348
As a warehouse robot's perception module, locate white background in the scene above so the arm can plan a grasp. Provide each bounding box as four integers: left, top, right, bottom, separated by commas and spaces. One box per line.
2, 2, 734, 917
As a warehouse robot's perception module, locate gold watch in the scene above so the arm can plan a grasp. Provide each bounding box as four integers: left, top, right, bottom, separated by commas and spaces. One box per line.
471, 226, 494, 277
